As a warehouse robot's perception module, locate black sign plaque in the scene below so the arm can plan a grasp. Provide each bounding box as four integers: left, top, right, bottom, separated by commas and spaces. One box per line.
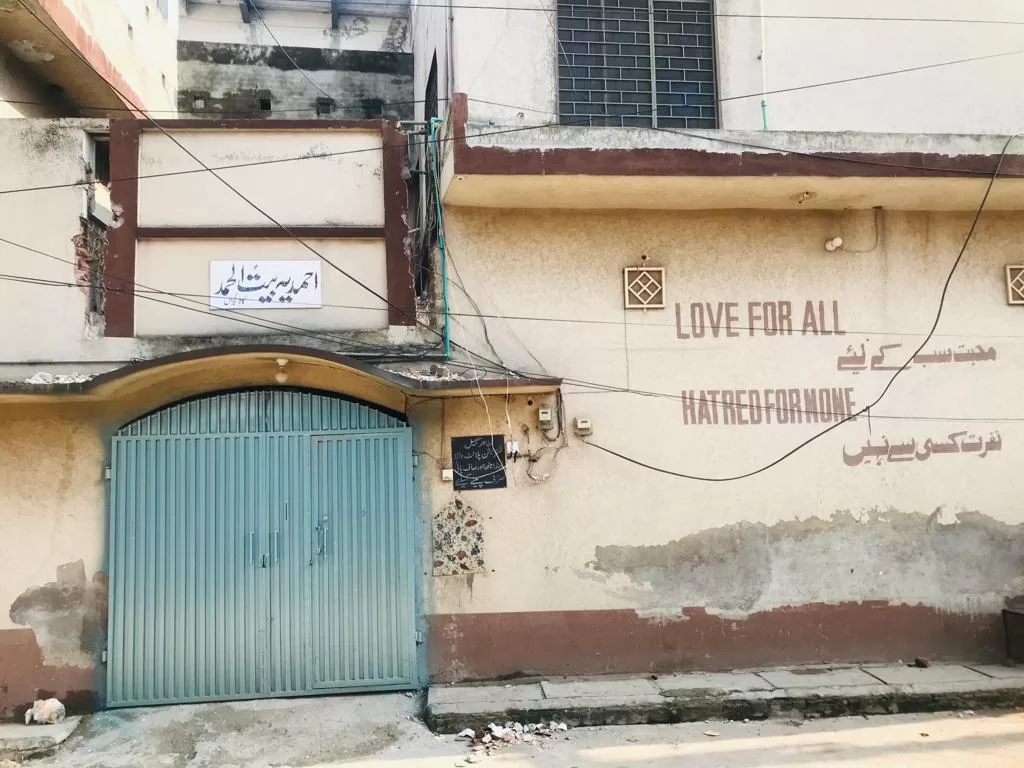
451, 435, 507, 491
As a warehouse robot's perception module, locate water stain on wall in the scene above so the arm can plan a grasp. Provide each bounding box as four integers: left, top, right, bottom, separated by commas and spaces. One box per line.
587, 508, 1024, 617
9, 560, 108, 669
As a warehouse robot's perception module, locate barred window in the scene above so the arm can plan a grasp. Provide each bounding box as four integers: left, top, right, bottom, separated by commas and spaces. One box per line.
556, 0, 717, 128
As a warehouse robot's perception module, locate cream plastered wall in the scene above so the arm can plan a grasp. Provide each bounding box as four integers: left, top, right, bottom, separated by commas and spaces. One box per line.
435, 0, 1024, 133
424, 207, 1024, 619
716, 0, 1024, 133
0, 404, 105, 638
137, 129, 385, 227
180, 3, 409, 53
64, 0, 179, 112
0, 119, 141, 364
134, 238, 388, 335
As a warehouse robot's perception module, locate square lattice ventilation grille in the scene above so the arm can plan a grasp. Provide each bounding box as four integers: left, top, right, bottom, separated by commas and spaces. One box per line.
623, 266, 665, 309
1007, 265, 1024, 305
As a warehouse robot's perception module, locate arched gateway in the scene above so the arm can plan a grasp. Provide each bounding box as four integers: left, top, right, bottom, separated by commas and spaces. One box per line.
105, 388, 417, 707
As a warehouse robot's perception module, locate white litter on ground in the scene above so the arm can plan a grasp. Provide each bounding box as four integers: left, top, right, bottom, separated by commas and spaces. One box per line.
456, 721, 571, 755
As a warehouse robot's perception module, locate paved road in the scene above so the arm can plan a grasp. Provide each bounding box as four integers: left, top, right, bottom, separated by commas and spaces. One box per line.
32, 695, 1024, 768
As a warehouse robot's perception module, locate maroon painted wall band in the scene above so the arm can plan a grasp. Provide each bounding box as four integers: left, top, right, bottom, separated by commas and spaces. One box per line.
137, 226, 386, 239
104, 120, 141, 338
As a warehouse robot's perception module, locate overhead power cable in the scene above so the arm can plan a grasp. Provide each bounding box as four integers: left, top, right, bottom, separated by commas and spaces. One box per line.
3, 85, 1023, 198
1, 275, 1012, 341
249, 3, 335, 101
436, 359, 1024, 424
15, 3, 413, 327
213, 1, 1024, 25
15, 0, 1023, 478
15, 0, 510, 375
0, 235, 434, 356
0, 96, 445, 115
581, 135, 1019, 480
716, 49, 1024, 103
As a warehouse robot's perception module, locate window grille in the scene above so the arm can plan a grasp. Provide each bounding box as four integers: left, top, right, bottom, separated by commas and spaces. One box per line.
624, 266, 665, 309
557, 0, 717, 128
1007, 265, 1024, 305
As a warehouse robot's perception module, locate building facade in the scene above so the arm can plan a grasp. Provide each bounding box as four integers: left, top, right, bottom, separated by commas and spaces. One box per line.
1, 0, 1024, 718
412, 0, 1024, 680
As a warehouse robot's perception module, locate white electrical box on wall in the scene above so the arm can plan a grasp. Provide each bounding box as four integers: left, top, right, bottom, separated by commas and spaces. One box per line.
538, 407, 554, 429
573, 417, 593, 436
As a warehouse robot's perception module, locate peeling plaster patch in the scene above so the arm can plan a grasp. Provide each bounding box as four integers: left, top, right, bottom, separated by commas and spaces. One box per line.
433, 497, 485, 576
18, 122, 76, 158
587, 509, 1024, 618
334, 16, 370, 39
9, 561, 108, 668
72, 218, 108, 336
380, 17, 410, 53
7, 40, 55, 62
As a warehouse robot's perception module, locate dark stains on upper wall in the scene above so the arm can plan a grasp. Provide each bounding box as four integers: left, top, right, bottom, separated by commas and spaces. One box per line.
380, 17, 410, 53
176, 40, 413, 120
179, 41, 412, 76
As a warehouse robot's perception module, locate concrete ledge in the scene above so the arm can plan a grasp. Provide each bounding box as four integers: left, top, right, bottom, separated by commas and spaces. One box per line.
0, 717, 81, 758
426, 666, 1024, 733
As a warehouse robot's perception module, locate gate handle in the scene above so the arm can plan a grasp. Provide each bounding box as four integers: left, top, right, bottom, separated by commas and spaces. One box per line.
249, 531, 255, 565
323, 525, 328, 559
273, 530, 280, 564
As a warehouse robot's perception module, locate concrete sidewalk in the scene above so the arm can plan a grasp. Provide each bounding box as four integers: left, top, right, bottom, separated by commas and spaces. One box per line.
0, 717, 80, 760
426, 663, 1024, 732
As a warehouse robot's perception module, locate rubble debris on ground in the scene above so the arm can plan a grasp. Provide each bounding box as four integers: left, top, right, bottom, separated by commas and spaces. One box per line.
24, 697, 66, 725
455, 720, 570, 756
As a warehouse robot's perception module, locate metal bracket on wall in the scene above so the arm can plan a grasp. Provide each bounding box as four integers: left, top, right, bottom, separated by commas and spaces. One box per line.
239, 0, 254, 23
331, 0, 342, 29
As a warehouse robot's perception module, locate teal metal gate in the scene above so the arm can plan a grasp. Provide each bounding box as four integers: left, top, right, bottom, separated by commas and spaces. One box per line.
106, 390, 418, 707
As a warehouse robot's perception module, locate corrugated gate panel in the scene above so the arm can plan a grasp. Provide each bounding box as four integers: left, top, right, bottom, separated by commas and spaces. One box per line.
311, 431, 416, 689
107, 390, 416, 708
108, 435, 267, 707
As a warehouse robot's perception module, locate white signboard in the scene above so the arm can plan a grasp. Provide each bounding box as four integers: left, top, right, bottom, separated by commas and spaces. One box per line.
210, 260, 321, 309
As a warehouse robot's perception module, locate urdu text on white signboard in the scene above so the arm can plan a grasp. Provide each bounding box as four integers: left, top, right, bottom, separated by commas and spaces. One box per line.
210, 261, 322, 309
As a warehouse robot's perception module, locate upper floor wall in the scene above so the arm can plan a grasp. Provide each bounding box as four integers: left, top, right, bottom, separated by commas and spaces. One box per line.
0, 0, 179, 117
178, 0, 413, 120
0, 117, 423, 374
413, 0, 1024, 134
